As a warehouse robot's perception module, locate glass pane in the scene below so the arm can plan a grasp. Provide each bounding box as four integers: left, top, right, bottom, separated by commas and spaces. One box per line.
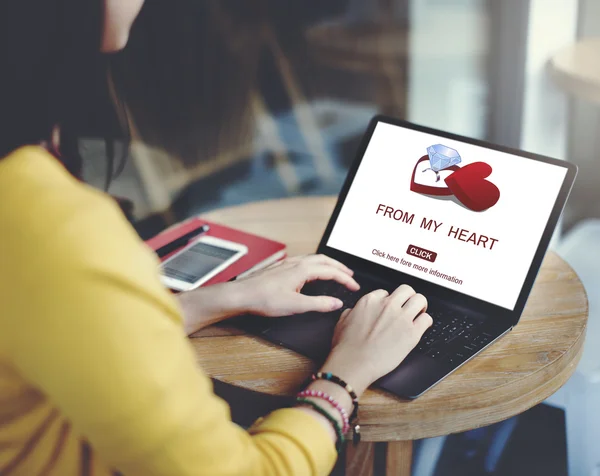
407, 0, 489, 138
100, 0, 594, 242
106, 0, 496, 232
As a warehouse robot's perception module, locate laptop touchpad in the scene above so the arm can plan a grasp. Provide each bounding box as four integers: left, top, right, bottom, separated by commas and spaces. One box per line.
264, 311, 340, 363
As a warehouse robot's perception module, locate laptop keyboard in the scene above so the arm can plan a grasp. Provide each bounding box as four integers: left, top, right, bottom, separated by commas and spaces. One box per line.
302, 279, 497, 365
415, 311, 495, 365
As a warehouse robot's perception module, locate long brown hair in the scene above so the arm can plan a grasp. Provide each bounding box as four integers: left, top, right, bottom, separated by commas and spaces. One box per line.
0, 0, 126, 180
1, 0, 266, 184
110, 0, 266, 166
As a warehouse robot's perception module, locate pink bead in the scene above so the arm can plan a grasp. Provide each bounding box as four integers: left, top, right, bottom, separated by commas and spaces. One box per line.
297, 389, 350, 434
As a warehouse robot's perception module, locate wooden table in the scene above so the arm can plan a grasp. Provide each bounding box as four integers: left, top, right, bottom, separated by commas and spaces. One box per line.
190, 196, 588, 476
549, 38, 600, 105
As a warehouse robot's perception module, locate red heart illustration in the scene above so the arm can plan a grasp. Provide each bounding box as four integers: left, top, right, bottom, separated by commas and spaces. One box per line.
410, 155, 459, 196
444, 162, 500, 211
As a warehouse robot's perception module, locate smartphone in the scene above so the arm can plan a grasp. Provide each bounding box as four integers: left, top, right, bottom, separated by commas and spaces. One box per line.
160, 236, 248, 292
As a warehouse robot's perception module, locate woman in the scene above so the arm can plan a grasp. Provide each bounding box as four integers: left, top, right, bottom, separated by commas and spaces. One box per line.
0, 1, 432, 475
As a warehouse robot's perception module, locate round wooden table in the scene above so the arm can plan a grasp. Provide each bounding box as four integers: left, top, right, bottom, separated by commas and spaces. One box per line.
190, 196, 588, 476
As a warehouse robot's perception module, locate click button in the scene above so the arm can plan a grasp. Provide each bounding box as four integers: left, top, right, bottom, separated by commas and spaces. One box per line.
407, 244, 437, 263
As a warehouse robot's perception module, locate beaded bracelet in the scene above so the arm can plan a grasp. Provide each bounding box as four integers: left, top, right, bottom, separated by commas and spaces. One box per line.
311, 372, 361, 444
311, 372, 359, 422
297, 389, 350, 434
296, 397, 344, 452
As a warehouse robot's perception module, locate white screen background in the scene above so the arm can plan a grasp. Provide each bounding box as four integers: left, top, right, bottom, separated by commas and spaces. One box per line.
328, 123, 568, 310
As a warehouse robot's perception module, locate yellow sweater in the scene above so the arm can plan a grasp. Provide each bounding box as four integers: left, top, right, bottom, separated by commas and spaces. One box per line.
0, 147, 336, 475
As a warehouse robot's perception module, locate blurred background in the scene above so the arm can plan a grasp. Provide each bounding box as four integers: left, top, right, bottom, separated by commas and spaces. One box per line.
78, 0, 600, 474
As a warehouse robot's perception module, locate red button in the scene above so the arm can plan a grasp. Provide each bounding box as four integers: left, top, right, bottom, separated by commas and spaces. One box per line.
407, 245, 437, 263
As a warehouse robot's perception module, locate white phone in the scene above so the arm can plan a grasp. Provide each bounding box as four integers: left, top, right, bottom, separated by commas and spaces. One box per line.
160, 235, 248, 292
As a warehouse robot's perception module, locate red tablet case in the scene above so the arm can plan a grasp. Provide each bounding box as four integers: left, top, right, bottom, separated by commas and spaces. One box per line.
145, 218, 287, 287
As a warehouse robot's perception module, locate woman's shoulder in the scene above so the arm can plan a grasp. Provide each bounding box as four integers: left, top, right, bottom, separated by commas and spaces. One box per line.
0, 146, 96, 214
0, 146, 147, 274
0, 149, 183, 356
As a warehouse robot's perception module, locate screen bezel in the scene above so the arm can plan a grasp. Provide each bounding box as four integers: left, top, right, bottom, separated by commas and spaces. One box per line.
317, 115, 577, 324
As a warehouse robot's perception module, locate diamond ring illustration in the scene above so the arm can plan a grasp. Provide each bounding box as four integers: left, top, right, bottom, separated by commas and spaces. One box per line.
423, 144, 462, 181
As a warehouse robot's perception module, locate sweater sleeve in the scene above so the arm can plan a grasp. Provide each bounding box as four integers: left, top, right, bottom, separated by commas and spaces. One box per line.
1, 183, 337, 476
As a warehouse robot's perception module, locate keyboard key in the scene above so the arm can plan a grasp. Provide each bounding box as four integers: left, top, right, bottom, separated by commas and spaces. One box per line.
474, 336, 493, 348
444, 351, 469, 365
426, 348, 446, 359
415, 344, 427, 354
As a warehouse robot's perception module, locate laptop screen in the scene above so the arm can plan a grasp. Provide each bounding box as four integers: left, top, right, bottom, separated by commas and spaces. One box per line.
327, 122, 569, 310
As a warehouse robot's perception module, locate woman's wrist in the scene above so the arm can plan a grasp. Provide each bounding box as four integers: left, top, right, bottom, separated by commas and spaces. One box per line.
230, 277, 268, 316
295, 379, 354, 450
177, 281, 250, 334
296, 369, 363, 449
305, 379, 354, 415
319, 351, 374, 398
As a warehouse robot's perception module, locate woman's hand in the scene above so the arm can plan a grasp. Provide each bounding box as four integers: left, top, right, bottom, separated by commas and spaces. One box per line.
234, 254, 360, 317
178, 254, 359, 335
319, 285, 433, 396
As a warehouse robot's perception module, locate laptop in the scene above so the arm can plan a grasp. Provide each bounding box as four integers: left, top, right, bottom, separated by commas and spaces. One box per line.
238, 115, 577, 399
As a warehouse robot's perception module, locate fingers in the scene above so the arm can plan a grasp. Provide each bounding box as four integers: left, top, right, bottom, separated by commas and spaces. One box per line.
402, 293, 428, 317
339, 308, 352, 320
386, 284, 417, 309
337, 308, 352, 326
309, 254, 354, 276
413, 312, 433, 332
354, 288, 388, 307
292, 295, 344, 314
291, 254, 355, 276
365, 289, 389, 299
306, 264, 360, 291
